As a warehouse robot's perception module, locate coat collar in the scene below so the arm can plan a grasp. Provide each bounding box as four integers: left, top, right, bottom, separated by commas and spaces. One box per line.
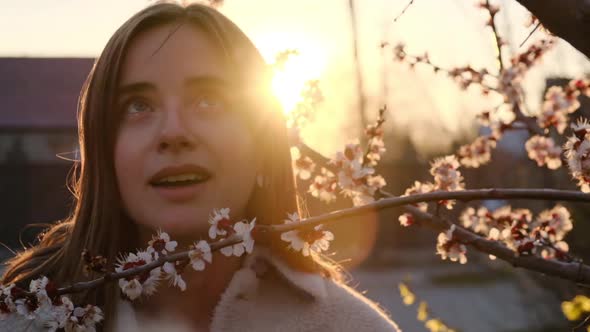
114, 248, 328, 331
240, 247, 328, 300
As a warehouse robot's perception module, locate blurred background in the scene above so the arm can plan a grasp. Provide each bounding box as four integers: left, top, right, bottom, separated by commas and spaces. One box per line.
1, 0, 590, 330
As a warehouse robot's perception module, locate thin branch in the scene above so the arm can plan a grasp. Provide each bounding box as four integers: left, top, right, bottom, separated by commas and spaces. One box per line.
513, 102, 544, 136
362, 105, 387, 167
50, 188, 590, 297
55, 234, 244, 296
405, 206, 590, 286
394, 51, 499, 92
514, 0, 590, 58
573, 314, 590, 331
298, 142, 336, 173
484, 0, 505, 73
348, 0, 369, 141
519, 21, 542, 48
394, 0, 414, 22
264, 188, 590, 233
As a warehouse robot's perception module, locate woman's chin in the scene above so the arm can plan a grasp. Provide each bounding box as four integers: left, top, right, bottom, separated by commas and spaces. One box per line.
162, 220, 208, 238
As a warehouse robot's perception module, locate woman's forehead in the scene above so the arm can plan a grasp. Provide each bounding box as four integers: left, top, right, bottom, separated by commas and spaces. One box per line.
119, 22, 230, 88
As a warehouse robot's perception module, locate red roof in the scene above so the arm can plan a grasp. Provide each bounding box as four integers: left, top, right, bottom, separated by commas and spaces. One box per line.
0, 57, 94, 128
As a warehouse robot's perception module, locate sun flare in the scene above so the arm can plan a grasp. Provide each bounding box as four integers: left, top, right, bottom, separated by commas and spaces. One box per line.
271, 53, 323, 114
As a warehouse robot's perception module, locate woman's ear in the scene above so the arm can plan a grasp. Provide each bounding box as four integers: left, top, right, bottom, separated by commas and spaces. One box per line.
254, 139, 267, 188
256, 171, 264, 188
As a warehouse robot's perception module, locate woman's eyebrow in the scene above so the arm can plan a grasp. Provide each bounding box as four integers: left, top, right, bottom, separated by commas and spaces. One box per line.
117, 82, 155, 96
116, 76, 230, 97
185, 76, 231, 89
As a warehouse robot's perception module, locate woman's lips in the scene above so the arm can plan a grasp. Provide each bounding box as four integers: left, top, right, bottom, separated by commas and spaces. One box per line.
151, 180, 209, 203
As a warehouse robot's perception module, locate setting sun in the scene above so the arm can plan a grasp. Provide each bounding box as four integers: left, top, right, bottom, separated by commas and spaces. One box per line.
255, 29, 328, 114
254, 32, 326, 114
271, 51, 323, 114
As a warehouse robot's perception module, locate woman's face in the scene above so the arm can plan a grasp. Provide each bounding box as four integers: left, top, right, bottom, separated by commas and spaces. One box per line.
114, 22, 258, 238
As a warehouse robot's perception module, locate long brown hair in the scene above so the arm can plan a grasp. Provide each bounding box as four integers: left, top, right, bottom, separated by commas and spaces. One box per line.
2, 2, 339, 330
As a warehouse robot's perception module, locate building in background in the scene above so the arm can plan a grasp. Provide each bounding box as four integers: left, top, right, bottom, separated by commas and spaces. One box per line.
0, 57, 93, 248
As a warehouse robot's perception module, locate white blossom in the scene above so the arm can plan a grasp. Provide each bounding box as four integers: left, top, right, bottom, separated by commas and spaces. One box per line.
460, 206, 491, 234
0, 284, 16, 319
540, 241, 570, 260
33, 296, 73, 331
29, 277, 49, 300
458, 136, 496, 168
308, 168, 338, 203
65, 305, 103, 332
147, 230, 178, 257
15, 277, 51, 320
118, 279, 143, 301
280, 213, 334, 256
188, 240, 212, 271
532, 205, 573, 242
115, 251, 161, 300
220, 219, 256, 257
291, 147, 316, 180
564, 123, 590, 192
162, 262, 186, 292
398, 213, 414, 227
537, 86, 580, 134
367, 138, 386, 165
208, 208, 232, 240
430, 155, 464, 191
498, 66, 525, 109
430, 155, 465, 209
436, 225, 467, 264
525, 135, 562, 169
402, 181, 434, 212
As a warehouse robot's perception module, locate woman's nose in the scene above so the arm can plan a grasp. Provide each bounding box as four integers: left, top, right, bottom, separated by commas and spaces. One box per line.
157, 106, 197, 153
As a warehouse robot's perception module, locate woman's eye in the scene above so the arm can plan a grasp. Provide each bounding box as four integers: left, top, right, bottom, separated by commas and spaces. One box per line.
192, 94, 226, 111
197, 99, 220, 108
124, 99, 153, 114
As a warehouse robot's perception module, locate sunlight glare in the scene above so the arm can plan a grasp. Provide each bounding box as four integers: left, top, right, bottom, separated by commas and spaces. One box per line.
255, 33, 326, 114
271, 53, 322, 114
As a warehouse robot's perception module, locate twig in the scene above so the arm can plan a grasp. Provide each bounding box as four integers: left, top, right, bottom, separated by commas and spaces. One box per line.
513, 103, 545, 136
513, 0, 590, 58
394, 0, 415, 22
264, 188, 590, 233
362, 105, 387, 167
298, 142, 336, 173
30, 188, 590, 298
484, 0, 505, 73
520, 21, 542, 48
348, 0, 369, 141
394, 51, 499, 91
404, 205, 590, 286
573, 314, 590, 331
54, 234, 244, 296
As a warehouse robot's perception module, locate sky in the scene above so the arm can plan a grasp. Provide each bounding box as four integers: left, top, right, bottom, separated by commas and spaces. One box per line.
2, 0, 589, 157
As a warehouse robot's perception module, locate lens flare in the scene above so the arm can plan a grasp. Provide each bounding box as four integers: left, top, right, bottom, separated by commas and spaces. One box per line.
271, 54, 321, 114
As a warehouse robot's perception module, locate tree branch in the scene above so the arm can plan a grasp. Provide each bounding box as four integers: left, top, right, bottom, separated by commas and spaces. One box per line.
485, 0, 505, 73
514, 0, 590, 57
262, 187, 590, 285
394, 0, 415, 22
49, 187, 590, 297
405, 205, 590, 286
348, 0, 369, 140
55, 235, 244, 296
264, 188, 590, 233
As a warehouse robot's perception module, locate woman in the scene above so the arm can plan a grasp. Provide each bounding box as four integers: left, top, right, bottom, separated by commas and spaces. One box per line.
1, 2, 400, 331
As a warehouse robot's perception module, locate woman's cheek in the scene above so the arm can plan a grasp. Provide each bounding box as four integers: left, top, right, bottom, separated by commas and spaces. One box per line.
207, 119, 255, 186
114, 127, 151, 191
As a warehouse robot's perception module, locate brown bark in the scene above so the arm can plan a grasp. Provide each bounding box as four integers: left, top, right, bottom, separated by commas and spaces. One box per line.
515, 0, 590, 57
